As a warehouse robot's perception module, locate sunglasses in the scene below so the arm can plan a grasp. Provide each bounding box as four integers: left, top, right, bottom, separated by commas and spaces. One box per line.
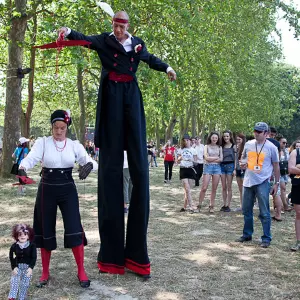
282, 142, 287, 144
254, 130, 264, 134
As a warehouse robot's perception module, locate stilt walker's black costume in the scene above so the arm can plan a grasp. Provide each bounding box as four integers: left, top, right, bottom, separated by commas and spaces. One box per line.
67, 22, 174, 275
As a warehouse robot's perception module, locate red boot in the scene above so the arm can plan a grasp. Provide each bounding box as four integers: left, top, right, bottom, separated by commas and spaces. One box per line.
36, 248, 51, 288
72, 244, 90, 288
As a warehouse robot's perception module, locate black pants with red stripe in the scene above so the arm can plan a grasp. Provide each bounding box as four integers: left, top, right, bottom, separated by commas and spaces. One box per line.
33, 168, 87, 251
97, 80, 150, 275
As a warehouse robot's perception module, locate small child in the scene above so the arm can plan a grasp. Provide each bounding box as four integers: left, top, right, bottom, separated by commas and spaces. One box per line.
8, 224, 36, 300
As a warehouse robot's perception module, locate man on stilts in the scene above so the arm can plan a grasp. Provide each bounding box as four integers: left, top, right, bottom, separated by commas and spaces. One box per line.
59, 10, 176, 278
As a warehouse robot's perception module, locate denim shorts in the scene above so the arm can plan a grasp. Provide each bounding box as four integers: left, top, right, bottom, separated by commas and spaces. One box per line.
203, 164, 222, 175
220, 162, 234, 175
280, 175, 289, 184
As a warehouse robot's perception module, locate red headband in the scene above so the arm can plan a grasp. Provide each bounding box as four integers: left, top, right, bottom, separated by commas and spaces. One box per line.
113, 18, 128, 24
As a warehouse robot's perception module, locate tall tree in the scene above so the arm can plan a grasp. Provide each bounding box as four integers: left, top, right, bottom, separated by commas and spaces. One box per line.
1, 0, 29, 177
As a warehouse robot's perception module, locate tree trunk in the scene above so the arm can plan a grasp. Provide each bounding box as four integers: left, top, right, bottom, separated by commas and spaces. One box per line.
77, 64, 86, 144
165, 112, 177, 142
155, 119, 160, 149
180, 103, 192, 136
191, 108, 196, 137
24, 9, 37, 137
1, 0, 28, 178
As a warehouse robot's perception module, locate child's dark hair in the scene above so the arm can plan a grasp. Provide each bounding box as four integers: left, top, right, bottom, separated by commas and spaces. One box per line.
12, 224, 34, 242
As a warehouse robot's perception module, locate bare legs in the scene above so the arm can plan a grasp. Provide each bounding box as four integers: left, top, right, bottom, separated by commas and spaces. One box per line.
182, 178, 196, 211
236, 176, 243, 208
221, 174, 233, 209
199, 174, 220, 212
280, 181, 290, 210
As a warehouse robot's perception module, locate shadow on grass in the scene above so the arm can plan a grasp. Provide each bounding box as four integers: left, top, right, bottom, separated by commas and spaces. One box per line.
0, 161, 299, 299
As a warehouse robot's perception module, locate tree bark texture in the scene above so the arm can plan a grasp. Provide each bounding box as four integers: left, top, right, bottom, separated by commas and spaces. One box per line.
1, 0, 28, 177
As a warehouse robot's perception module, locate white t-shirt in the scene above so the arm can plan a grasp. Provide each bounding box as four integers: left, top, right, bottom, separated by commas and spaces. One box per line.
178, 147, 197, 168
20, 136, 98, 171
194, 144, 204, 164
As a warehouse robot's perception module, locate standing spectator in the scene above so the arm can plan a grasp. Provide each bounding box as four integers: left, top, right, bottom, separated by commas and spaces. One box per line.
288, 142, 300, 251
162, 140, 177, 183
191, 137, 196, 148
279, 137, 291, 212
12, 137, 29, 195
266, 129, 283, 221
235, 133, 246, 211
152, 144, 158, 167
177, 134, 197, 212
123, 151, 132, 213
236, 122, 280, 248
220, 130, 235, 212
194, 137, 204, 187
198, 132, 223, 213
269, 126, 278, 139
289, 140, 300, 153
147, 141, 154, 167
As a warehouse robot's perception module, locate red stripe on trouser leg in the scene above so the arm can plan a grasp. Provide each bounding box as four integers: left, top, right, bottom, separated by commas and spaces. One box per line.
72, 244, 89, 281
40, 248, 51, 281
125, 259, 150, 275
97, 262, 125, 275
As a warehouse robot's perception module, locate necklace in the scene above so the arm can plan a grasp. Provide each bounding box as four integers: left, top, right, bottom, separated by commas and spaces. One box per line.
53, 138, 67, 152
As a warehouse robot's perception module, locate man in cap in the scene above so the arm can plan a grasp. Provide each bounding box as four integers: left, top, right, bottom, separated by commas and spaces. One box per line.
236, 122, 280, 248
58, 11, 176, 277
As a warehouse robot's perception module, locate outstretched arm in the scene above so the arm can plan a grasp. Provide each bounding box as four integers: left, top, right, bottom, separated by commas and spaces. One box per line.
58, 27, 102, 51
139, 42, 176, 81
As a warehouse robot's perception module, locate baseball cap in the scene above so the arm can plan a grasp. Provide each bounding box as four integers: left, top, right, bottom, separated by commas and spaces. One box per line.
254, 122, 269, 132
182, 133, 191, 140
19, 137, 29, 144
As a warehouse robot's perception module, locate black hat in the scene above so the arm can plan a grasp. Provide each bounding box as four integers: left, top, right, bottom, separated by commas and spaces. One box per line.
51, 109, 72, 127
182, 133, 190, 140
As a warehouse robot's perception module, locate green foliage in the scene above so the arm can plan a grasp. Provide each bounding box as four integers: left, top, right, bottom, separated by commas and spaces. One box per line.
0, 0, 299, 140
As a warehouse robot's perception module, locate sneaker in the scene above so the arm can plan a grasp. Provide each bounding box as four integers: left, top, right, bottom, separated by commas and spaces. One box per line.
180, 208, 186, 212
260, 241, 270, 248
290, 243, 300, 251
197, 205, 201, 212
223, 206, 231, 212
164, 180, 167, 183
220, 206, 226, 211
234, 207, 242, 212
208, 206, 214, 213
235, 236, 252, 243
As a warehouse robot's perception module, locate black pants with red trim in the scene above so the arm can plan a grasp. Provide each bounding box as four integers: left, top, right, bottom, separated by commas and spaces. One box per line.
33, 168, 87, 251
97, 80, 150, 275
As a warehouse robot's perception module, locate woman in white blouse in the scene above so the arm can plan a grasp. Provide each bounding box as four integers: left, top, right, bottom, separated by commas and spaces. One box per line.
19, 110, 97, 288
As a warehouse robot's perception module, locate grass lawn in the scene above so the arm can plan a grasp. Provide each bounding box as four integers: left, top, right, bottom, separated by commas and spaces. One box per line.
0, 159, 299, 300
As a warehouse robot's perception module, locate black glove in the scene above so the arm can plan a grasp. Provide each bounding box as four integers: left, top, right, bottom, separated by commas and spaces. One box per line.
18, 169, 28, 184
18, 169, 27, 178
79, 162, 93, 180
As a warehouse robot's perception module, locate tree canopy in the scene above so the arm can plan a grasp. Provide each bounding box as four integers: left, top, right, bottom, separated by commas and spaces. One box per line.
0, 0, 300, 175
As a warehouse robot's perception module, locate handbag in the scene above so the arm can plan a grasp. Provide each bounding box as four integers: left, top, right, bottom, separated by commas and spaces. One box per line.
10, 148, 24, 175
291, 148, 300, 186
279, 160, 288, 176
